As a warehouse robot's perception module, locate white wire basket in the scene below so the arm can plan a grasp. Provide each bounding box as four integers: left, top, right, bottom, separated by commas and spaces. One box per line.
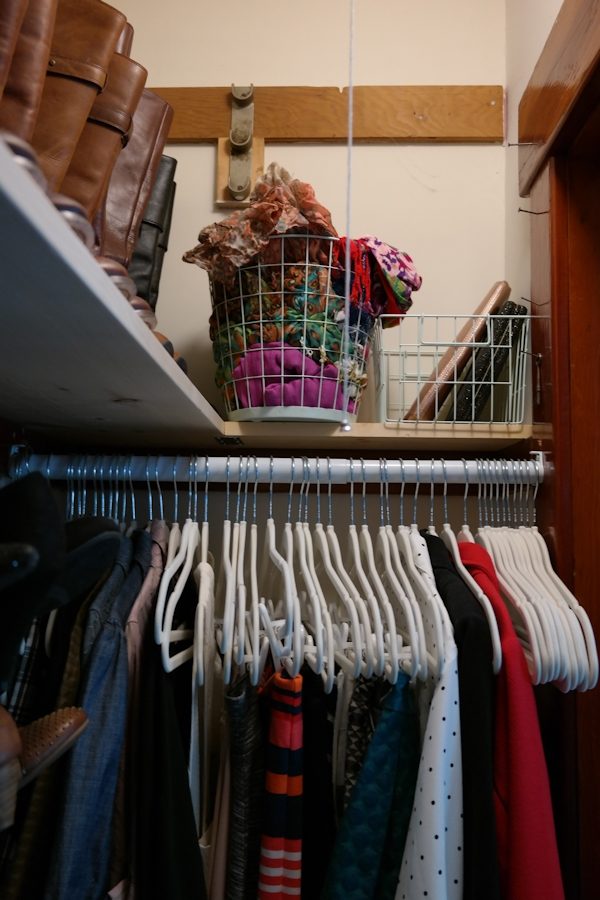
208, 234, 376, 422
374, 309, 531, 424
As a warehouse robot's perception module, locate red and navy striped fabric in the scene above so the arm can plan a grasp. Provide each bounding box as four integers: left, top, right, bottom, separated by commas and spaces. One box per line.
258, 672, 303, 898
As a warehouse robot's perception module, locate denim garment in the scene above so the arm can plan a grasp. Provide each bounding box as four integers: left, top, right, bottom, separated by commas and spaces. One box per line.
44, 531, 152, 900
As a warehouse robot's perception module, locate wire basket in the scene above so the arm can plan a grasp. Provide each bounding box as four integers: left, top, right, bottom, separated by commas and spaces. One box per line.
208, 234, 376, 422
374, 309, 531, 424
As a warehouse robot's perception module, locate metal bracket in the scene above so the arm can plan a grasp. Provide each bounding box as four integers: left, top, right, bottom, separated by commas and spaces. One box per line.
228, 84, 254, 200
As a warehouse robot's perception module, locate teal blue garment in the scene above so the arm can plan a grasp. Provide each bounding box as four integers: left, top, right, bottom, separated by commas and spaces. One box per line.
322, 673, 419, 900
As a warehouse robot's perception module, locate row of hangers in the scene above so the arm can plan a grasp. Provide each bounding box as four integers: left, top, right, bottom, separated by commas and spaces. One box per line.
13, 451, 597, 695
134, 455, 596, 695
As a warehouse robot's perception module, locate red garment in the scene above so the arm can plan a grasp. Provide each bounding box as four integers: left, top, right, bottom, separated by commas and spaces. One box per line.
458, 541, 565, 900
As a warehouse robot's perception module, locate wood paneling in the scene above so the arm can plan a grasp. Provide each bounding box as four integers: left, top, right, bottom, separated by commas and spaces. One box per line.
566, 156, 600, 900
519, 0, 600, 195
150, 85, 504, 143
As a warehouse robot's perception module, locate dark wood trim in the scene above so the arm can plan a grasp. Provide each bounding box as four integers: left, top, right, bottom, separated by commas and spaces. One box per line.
519, 0, 600, 196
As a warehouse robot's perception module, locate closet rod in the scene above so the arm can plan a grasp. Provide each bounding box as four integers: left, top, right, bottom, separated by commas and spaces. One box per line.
11, 453, 545, 486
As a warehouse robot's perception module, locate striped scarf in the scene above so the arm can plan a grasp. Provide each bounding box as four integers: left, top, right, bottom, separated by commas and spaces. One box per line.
258, 671, 303, 898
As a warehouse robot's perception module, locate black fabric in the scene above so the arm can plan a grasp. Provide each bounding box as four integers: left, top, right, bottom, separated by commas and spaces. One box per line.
422, 531, 501, 900
225, 675, 265, 900
129, 154, 177, 310
450, 301, 528, 422
135, 633, 206, 900
0, 473, 66, 688
301, 665, 337, 898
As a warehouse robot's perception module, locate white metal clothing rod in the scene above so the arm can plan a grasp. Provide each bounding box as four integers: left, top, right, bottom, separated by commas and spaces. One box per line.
11, 452, 545, 486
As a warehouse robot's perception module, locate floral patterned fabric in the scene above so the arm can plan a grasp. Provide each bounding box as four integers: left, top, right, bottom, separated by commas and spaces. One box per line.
183, 163, 337, 288
183, 164, 422, 413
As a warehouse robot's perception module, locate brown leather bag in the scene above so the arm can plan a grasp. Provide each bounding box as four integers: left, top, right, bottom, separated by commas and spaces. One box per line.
99, 89, 173, 266
0, 0, 59, 142
60, 51, 147, 220
30, 0, 126, 191
0, 0, 28, 100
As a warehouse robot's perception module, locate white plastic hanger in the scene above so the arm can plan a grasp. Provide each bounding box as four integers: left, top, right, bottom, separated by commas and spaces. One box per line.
280, 462, 305, 677
256, 457, 296, 672
154, 458, 197, 651
511, 459, 595, 690
313, 463, 364, 680
473, 459, 545, 684
328, 458, 380, 678
292, 459, 325, 679
376, 458, 420, 681
302, 460, 346, 691
161, 459, 200, 672
216, 457, 243, 683
395, 459, 444, 678
242, 459, 270, 686
343, 461, 388, 678
497, 461, 575, 687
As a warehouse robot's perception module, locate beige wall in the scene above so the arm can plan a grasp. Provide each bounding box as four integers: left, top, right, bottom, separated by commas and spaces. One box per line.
115, 0, 560, 415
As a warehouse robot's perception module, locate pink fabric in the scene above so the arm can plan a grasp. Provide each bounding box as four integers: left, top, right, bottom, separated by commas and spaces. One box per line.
230, 343, 355, 411
458, 541, 565, 900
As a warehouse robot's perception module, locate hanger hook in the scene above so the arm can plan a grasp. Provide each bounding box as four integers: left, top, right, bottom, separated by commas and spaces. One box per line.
98, 457, 106, 519
287, 457, 295, 524
236, 457, 244, 523
204, 455, 210, 524
187, 457, 193, 519
476, 458, 484, 527
154, 457, 164, 521
300, 456, 310, 522
316, 456, 322, 524
145, 457, 153, 523
127, 456, 136, 525
360, 457, 367, 524
193, 457, 199, 521
327, 456, 333, 526
242, 456, 250, 523
349, 457, 355, 526
383, 457, 391, 526
532, 456, 540, 526
413, 457, 420, 524
462, 458, 469, 526
252, 456, 259, 523
378, 458, 386, 527
268, 456, 274, 520
399, 457, 406, 526
429, 458, 435, 527
172, 456, 179, 523
441, 458, 448, 523
226, 456, 232, 520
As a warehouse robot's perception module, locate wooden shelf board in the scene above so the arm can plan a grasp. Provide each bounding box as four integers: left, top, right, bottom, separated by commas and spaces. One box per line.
151, 85, 504, 144
221, 421, 532, 451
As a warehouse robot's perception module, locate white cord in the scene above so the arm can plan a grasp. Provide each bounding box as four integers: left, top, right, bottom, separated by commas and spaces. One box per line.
342, 0, 356, 431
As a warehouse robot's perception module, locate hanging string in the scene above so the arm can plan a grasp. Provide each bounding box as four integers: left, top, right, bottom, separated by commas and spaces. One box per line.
341, 0, 356, 432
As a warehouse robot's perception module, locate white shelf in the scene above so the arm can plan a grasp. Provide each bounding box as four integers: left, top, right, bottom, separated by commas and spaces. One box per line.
0, 140, 223, 448
0, 139, 532, 451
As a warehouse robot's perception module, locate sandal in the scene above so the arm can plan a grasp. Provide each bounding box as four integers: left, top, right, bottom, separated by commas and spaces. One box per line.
0, 705, 88, 830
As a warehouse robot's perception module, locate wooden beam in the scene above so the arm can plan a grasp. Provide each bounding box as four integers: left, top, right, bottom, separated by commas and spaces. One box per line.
149, 85, 504, 144
519, 0, 600, 196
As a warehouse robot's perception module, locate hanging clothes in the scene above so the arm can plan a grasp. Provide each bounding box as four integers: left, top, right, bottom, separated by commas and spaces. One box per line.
459, 541, 565, 900
45, 530, 152, 900
396, 530, 463, 900
322, 672, 419, 900
422, 531, 501, 900
258, 671, 304, 900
